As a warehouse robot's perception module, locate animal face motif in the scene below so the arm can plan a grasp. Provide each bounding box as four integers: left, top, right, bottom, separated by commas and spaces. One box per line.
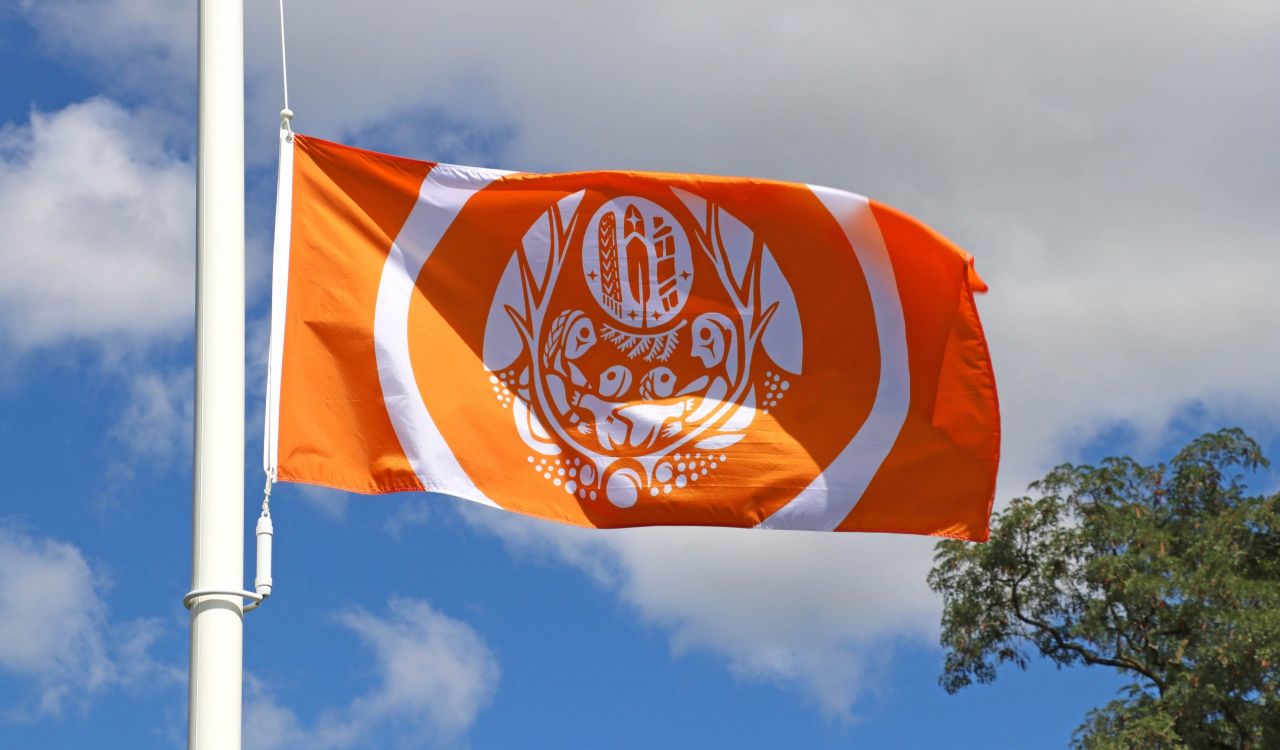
598, 365, 632, 398
639, 366, 677, 399
691, 313, 735, 372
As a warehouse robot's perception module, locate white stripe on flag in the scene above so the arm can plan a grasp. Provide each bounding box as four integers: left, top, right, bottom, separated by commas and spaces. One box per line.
757, 188, 910, 531
374, 163, 514, 505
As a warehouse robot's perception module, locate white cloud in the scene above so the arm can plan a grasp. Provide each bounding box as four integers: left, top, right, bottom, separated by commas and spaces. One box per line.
332, 598, 499, 740
109, 367, 193, 463
611, 528, 938, 718
292, 485, 351, 521
0, 523, 172, 716
380, 499, 430, 540
243, 675, 308, 750
95, 366, 195, 510
19, 0, 194, 103
0, 524, 109, 714
0, 98, 194, 349
461, 504, 936, 717
284, 486, 430, 535
244, 597, 500, 750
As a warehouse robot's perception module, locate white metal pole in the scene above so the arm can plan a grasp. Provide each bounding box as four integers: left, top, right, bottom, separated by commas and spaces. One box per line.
189, 0, 246, 748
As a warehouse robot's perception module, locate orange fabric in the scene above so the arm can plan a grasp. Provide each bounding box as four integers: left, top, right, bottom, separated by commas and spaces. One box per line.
272, 134, 1000, 539
275, 136, 431, 492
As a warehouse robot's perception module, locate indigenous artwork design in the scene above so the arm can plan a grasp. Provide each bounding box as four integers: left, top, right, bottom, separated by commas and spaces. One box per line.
267, 134, 999, 538
482, 193, 798, 509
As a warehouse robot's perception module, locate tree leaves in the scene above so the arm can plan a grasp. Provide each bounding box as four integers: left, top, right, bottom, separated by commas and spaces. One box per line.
929, 429, 1280, 748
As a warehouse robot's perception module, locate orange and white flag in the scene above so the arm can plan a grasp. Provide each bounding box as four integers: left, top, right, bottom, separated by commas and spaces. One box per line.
265, 134, 1000, 540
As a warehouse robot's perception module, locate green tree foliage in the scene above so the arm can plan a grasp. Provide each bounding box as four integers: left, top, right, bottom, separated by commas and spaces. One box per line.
929, 429, 1280, 749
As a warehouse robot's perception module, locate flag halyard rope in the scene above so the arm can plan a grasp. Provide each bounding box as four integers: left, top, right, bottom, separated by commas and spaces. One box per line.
278, 0, 293, 134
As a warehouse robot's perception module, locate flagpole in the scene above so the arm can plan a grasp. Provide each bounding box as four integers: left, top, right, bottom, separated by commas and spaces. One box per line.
189, 0, 246, 747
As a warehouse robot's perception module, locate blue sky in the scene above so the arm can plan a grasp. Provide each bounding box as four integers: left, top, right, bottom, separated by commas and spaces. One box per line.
1, 1, 1278, 748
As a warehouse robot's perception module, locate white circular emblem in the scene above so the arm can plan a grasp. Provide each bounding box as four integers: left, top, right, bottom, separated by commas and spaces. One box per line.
373, 169, 910, 532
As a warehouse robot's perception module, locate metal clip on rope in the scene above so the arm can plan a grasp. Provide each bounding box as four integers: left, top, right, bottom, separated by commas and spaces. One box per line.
280, 108, 294, 140
183, 474, 275, 614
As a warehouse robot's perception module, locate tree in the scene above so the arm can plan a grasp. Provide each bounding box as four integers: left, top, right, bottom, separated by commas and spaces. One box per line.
929, 429, 1280, 749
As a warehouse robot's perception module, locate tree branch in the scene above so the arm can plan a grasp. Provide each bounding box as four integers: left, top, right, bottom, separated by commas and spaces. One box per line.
1009, 572, 1167, 693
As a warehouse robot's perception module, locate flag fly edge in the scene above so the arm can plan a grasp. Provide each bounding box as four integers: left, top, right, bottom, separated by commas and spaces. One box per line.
263, 128, 295, 478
